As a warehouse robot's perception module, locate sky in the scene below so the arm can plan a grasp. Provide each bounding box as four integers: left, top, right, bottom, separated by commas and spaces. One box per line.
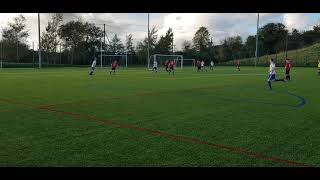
1, 13, 320, 51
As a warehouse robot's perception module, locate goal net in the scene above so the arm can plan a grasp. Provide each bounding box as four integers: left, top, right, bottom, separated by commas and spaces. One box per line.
182, 59, 196, 67
148, 54, 183, 70
101, 54, 128, 69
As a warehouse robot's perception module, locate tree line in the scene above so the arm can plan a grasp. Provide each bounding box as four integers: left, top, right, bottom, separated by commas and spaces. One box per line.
1, 14, 320, 66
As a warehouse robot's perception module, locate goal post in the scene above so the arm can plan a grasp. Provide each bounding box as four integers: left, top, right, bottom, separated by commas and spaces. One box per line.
148, 54, 183, 70
101, 54, 128, 69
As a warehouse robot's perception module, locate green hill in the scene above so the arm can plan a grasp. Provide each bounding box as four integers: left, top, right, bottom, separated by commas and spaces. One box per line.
221, 43, 320, 67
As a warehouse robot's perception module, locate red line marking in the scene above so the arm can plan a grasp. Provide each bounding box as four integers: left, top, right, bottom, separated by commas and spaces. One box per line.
1, 98, 311, 167
38, 86, 213, 108
0, 109, 10, 112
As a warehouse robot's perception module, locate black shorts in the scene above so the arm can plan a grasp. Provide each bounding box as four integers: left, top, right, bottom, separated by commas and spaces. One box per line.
197, 66, 201, 70
91, 67, 95, 71
153, 67, 157, 70
169, 67, 174, 70
285, 69, 290, 74
112, 67, 116, 70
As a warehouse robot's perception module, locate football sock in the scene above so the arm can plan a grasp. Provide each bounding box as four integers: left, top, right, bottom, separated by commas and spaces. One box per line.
268, 81, 272, 89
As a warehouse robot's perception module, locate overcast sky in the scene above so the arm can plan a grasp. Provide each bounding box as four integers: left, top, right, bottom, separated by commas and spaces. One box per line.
1, 13, 320, 51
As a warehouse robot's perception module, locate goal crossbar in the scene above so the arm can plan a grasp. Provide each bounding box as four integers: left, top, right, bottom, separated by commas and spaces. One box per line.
148, 54, 184, 69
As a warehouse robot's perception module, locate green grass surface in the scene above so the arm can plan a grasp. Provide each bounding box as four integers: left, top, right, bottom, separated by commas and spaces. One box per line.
0, 66, 319, 167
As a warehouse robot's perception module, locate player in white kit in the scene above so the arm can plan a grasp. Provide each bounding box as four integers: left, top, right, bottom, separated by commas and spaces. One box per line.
152, 60, 158, 73
201, 60, 207, 72
267, 58, 284, 90
210, 60, 214, 70
89, 57, 97, 76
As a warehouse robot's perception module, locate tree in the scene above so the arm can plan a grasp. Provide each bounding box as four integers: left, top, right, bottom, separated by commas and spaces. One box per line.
245, 35, 256, 57
287, 29, 304, 50
302, 25, 320, 46
155, 28, 173, 54
136, 26, 158, 52
109, 34, 124, 54
58, 20, 103, 64
313, 24, 320, 32
259, 23, 288, 55
125, 34, 135, 55
220, 36, 244, 61
59, 20, 86, 64
41, 13, 63, 64
147, 26, 158, 50
2, 15, 29, 43
181, 40, 196, 59
192, 26, 210, 52
136, 26, 158, 64
182, 40, 192, 52
1, 14, 29, 62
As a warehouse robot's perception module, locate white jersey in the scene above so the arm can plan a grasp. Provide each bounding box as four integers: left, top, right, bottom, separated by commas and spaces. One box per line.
153, 61, 158, 68
210, 61, 214, 66
91, 60, 97, 68
269, 62, 276, 75
201, 61, 205, 67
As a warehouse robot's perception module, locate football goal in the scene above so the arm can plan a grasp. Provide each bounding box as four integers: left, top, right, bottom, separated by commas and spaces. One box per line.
148, 54, 184, 70
101, 54, 128, 69
182, 59, 196, 67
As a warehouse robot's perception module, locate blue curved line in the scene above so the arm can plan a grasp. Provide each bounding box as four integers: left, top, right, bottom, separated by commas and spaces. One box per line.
218, 97, 296, 108
286, 92, 306, 108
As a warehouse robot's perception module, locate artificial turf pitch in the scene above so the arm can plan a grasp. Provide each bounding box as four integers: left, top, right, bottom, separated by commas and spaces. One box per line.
0, 66, 319, 167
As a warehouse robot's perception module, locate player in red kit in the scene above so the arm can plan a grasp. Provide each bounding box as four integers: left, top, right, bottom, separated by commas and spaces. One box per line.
236, 60, 240, 71
164, 60, 169, 72
196, 60, 201, 72
168, 60, 175, 75
284, 58, 292, 81
110, 60, 118, 75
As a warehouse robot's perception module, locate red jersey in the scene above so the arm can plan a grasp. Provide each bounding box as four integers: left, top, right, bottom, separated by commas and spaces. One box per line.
196, 60, 201, 67
111, 62, 118, 69
164, 60, 169, 67
285, 61, 291, 70
169, 61, 175, 68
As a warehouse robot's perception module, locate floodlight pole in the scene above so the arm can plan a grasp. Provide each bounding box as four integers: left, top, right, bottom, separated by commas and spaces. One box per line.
126, 33, 128, 68
104, 24, 106, 47
32, 42, 35, 68
100, 38, 102, 68
285, 32, 288, 59
172, 33, 174, 55
38, 13, 42, 69
255, 13, 259, 68
147, 13, 150, 69
1, 40, 3, 69
126, 51, 128, 68
16, 35, 19, 63
59, 43, 62, 64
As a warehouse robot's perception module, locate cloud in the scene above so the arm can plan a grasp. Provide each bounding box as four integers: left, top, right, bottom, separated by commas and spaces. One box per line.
0, 13, 52, 48
0, 13, 318, 51
156, 13, 269, 49
283, 13, 311, 31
